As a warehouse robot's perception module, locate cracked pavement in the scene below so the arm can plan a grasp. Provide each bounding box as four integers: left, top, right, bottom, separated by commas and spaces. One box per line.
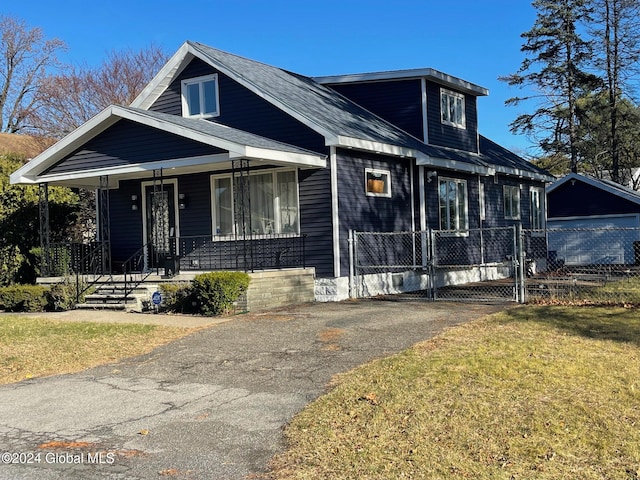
0, 299, 504, 479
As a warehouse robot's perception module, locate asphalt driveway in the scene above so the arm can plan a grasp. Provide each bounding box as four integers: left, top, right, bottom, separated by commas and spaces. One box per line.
0, 299, 504, 479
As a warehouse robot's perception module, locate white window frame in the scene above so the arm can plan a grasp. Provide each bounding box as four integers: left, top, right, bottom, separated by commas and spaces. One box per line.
181, 74, 220, 119
530, 186, 545, 233
438, 177, 469, 234
365, 168, 392, 198
210, 168, 300, 239
504, 185, 521, 220
440, 88, 466, 129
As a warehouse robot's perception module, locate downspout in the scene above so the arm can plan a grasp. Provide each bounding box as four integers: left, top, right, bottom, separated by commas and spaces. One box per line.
330, 146, 340, 278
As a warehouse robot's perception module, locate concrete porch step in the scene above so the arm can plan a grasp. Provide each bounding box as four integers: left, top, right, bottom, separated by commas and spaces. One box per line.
75, 303, 127, 310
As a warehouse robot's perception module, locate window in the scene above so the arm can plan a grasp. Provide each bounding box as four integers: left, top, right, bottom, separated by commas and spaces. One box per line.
365, 168, 391, 197
211, 169, 299, 237
439, 178, 468, 231
479, 182, 486, 221
530, 187, 545, 230
181, 74, 219, 118
503, 185, 520, 220
440, 88, 465, 128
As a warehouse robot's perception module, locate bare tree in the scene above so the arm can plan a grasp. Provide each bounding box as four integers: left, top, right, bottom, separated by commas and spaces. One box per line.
0, 15, 65, 133
33, 44, 168, 138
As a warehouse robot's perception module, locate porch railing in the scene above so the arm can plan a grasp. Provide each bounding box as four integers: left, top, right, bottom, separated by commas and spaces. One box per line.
47, 241, 109, 303
48, 241, 108, 277
175, 233, 307, 272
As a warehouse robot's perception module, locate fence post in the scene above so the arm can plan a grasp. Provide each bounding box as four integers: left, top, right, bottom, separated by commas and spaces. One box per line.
429, 228, 437, 300
348, 230, 355, 298
517, 223, 526, 303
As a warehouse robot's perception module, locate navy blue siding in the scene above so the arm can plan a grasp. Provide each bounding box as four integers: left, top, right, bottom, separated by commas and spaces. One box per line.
109, 180, 144, 265
328, 80, 424, 140
337, 149, 413, 277
548, 180, 640, 218
149, 58, 327, 155
426, 81, 478, 153
177, 173, 213, 237
299, 167, 334, 277
46, 120, 222, 175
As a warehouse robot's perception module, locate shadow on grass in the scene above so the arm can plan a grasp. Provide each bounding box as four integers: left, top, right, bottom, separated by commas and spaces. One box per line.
501, 305, 640, 347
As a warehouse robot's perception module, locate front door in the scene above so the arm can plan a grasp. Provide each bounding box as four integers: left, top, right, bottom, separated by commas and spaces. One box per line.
144, 183, 176, 269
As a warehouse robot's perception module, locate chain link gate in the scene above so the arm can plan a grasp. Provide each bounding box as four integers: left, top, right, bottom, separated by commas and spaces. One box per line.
351, 226, 640, 304
350, 226, 524, 303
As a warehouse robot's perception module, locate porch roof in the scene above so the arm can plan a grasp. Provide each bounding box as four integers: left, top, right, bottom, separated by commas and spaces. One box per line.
9, 105, 327, 188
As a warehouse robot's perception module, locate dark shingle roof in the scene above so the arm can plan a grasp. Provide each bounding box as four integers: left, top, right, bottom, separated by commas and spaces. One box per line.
125, 106, 324, 157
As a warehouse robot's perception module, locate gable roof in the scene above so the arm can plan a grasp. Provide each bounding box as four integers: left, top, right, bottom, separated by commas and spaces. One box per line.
10, 105, 326, 187
132, 41, 552, 181
547, 172, 640, 206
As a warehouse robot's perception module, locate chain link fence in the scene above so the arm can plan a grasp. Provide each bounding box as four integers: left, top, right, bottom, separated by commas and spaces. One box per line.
351, 226, 640, 305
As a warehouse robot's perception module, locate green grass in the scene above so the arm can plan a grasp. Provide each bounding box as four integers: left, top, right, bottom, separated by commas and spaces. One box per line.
0, 316, 193, 384
270, 306, 640, 479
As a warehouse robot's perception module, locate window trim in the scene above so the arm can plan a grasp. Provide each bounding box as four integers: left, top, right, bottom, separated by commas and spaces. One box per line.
503, 185, 521, 220
438, 177, 469, 235
440, 88, 466, 129
181, 74, 220, 119
365, 168, 392, 198
210, 168, 300, 239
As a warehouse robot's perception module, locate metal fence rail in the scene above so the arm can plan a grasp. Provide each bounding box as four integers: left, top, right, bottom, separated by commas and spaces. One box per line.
351, 226, 640, 305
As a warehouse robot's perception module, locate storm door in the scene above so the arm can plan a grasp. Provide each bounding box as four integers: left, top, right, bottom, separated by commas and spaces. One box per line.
144, 183, 176, 269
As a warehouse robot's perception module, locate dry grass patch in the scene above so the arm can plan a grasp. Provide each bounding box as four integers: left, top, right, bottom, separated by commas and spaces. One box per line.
0, 316, 193, 384
270, 306, 640, 479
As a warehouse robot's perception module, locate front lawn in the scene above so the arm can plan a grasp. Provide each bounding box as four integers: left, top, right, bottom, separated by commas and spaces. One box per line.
0, 316, 192, 384
270, 306, 640, 479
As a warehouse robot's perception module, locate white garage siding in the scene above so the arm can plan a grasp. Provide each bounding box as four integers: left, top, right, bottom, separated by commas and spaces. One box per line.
547, 214, 640, 265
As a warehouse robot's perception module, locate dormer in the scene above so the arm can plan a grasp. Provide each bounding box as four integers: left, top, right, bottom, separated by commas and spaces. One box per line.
314, 69, 488, 154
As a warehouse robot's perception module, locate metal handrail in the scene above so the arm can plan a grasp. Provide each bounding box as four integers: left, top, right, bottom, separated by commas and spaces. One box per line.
122, 243, 155, 303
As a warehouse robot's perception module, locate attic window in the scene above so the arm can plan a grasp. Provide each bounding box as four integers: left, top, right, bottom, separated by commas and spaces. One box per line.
181, 74, 219, 118
440, 88, 465, 128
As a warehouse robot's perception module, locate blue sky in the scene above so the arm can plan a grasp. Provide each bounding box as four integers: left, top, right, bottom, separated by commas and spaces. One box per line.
7, 0, 538, 155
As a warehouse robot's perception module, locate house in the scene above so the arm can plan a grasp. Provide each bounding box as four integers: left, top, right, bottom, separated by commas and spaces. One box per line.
547, 173, 640, 265
10, 41, 553, 303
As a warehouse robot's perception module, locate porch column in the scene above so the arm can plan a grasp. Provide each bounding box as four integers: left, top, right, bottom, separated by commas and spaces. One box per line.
38, 182, 51, 277
98, 175, 111, 274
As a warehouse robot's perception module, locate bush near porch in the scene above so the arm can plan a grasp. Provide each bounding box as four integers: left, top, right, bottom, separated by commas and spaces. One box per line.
160, 271, 250, 316
0, 281, 89, 312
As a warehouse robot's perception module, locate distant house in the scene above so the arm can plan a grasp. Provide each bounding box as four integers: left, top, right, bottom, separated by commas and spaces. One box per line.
547, 173, 640, 265
10, 41, 553, 301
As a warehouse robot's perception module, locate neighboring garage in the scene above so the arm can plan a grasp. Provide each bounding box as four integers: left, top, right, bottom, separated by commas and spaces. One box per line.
546, 173, 640, 265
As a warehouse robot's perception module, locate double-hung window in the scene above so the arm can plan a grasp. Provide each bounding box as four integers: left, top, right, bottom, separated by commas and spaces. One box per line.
439, 178, 468, 232
530, 187, 545, 230
503, 185, 521, 220
181, 74, 219, 118
211, 169, 299, 237
440, 88, 466, 128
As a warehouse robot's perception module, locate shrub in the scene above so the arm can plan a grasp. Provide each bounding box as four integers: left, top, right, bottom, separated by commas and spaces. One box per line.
192, 271, 250, 316
47, 278, 91, 311
0, 284, 49, 312
158, 282, 197, 313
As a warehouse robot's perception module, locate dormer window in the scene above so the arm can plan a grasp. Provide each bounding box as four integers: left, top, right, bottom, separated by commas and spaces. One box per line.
440, 88, 465, 128
181, 74, 219, 118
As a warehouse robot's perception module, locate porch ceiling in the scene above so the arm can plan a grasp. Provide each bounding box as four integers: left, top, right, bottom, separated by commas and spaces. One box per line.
10, 105, 327, 188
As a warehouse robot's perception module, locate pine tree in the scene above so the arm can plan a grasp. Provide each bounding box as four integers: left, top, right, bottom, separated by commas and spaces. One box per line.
500, 0, 599, 173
